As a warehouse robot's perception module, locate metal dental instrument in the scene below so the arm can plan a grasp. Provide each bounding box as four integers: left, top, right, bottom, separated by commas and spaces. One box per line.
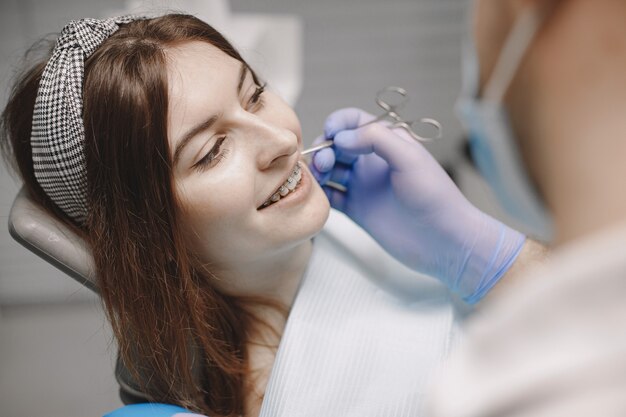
301, 86, 443, 157
301, 139, 334, 156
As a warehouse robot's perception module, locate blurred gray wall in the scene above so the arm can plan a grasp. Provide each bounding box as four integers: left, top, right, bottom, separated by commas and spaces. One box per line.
231, 0, 468, 159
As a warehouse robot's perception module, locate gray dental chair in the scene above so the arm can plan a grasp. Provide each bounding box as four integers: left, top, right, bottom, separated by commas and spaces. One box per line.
8, 187, 153, 405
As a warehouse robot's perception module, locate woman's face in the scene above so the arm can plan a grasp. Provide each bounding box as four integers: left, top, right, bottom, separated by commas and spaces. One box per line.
166, 41, 329, 274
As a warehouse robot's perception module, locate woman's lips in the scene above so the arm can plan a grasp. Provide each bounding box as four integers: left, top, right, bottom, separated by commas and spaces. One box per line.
258, 161, 301, 209
257, 162, 312, 211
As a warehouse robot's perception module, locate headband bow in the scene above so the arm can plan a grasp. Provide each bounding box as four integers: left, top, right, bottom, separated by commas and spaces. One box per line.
30, 16, 142, 223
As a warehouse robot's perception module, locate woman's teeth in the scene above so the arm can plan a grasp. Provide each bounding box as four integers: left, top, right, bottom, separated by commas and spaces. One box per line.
261, 163, 302, 208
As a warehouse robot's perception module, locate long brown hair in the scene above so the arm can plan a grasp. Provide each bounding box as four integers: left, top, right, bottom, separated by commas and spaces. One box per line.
1, 14, 276, 415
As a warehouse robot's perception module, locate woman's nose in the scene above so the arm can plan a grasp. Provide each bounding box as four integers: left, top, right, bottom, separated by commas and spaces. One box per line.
253, 120, 299, 170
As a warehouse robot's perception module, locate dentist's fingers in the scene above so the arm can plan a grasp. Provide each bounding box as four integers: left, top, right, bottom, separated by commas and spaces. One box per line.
308, 135, 353, 189
323, 182, 348, 212
309, 148, 351, 209
328, 160, 353, 188
307, 135, 333, 185
312, 147, 335, 173
309, 149, 334, 193
333, 122, 424, 172
324, 107, 377, 139
306, 134, 349, 210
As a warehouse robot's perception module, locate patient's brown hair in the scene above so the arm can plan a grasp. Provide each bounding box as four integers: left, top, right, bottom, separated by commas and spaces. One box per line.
1, 14, 274, 415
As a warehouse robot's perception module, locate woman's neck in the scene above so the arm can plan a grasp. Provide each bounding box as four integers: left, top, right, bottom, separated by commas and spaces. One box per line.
216, 238, 313, 309
229, 240, 313, 417
521, 0, 626, 246
244, 302, 290, 417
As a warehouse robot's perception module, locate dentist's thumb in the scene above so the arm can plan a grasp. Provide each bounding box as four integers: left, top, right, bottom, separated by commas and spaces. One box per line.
333, 121, 423, 171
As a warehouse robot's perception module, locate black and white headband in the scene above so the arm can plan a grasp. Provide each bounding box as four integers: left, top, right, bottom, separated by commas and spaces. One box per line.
30, 15, 143, 224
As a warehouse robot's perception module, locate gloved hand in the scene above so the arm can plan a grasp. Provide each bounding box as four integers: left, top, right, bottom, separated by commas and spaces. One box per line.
310, 108, 526, 304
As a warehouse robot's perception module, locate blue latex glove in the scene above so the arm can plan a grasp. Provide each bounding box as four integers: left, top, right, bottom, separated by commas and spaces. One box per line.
311, 108, 526, 304
104, 403, 204, 417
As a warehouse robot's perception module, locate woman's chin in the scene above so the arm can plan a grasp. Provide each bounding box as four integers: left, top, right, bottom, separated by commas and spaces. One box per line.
280, 186, 330, 248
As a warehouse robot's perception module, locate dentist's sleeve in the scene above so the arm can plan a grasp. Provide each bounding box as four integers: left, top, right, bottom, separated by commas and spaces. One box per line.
427, 229, 626, 417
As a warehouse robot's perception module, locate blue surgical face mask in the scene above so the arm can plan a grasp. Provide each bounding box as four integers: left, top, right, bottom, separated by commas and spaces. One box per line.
456, 6, 554, 242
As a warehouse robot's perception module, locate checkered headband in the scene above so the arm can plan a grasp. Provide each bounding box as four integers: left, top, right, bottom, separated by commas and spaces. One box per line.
30, 16, 143, 224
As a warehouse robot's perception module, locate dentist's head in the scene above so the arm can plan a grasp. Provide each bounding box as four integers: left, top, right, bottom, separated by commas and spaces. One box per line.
459, 0, 626, 245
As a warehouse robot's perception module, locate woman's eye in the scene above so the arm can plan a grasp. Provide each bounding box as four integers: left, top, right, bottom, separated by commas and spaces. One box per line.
247, 83, 266, 110
193, 137, 228, 172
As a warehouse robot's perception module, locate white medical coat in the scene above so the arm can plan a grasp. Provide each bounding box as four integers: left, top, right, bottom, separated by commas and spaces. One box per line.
429, 221, 626, 417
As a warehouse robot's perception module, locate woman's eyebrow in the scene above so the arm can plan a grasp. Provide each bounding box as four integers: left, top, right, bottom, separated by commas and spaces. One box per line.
173, 114, 219, 165
173, 63, 248, 165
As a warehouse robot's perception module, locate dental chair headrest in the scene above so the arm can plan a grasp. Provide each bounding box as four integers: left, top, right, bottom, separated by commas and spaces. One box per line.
8, 187, 98, 292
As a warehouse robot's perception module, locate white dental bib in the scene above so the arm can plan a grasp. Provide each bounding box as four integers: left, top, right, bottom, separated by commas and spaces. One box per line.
259, 210, 467, 417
